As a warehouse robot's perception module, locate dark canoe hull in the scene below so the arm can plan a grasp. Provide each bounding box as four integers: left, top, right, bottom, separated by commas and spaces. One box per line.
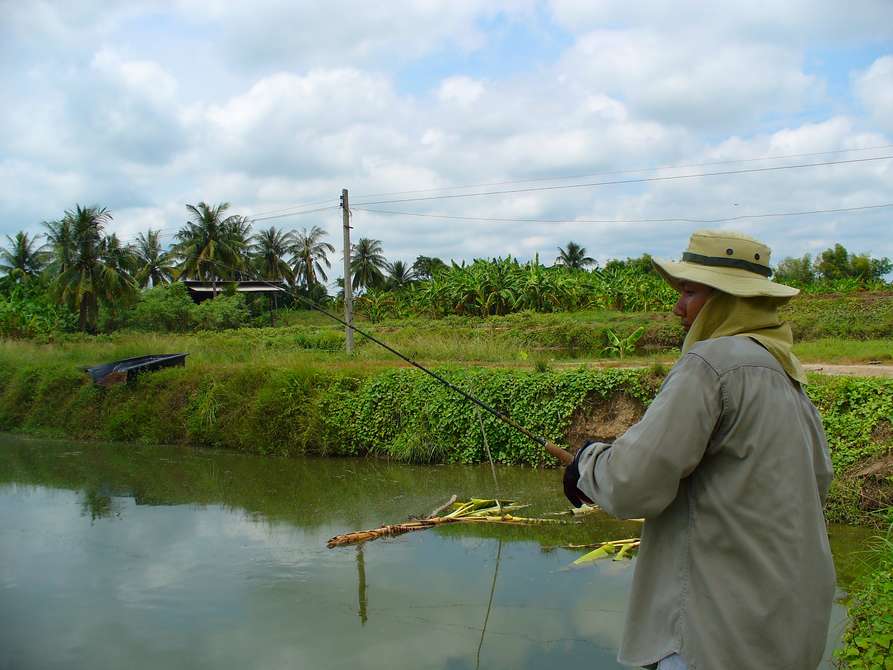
84, 354, 188, 386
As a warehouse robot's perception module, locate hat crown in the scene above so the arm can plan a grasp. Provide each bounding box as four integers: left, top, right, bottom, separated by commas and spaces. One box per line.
686, 230, 771, 271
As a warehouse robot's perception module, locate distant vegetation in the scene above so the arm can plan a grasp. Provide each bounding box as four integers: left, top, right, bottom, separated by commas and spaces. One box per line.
1, 200, 891, 337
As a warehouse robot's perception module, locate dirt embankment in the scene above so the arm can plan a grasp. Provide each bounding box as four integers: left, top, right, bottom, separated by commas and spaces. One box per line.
802, 363, 893, 378
566, 394, 644, 451
558, 361, 893, 378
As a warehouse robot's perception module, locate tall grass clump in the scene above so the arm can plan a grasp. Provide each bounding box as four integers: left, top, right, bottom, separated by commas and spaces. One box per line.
836, 530, 893, 669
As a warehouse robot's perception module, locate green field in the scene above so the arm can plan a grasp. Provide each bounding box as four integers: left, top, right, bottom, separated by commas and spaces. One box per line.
10, 290, 891, 370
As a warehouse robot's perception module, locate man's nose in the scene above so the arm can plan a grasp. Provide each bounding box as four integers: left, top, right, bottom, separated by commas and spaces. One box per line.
673, 297, 685, 317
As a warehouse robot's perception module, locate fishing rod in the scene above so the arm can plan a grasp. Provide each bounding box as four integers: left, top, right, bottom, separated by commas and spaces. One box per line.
206, 259, 574, 465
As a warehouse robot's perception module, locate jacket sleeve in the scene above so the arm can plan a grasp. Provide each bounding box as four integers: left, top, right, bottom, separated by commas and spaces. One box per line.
804, 396, 834, 506
575, 353, 723, 520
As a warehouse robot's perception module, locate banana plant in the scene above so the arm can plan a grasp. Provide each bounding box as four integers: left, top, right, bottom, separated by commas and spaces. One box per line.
602, 326, 646, 359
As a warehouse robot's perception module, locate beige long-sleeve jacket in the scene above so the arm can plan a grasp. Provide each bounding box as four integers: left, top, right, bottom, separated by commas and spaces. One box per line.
576, 336, 835, 670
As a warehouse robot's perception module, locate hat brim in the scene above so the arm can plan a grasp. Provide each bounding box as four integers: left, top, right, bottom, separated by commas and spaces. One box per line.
652, 259, 799, 298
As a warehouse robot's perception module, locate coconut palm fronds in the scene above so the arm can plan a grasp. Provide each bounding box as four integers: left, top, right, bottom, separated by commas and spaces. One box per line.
571, 538, 641, 565
326, 498, 562, 549
547, 503, 602, 517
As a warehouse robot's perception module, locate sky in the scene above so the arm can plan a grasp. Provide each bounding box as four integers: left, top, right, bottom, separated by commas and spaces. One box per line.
2, 0, 893, 274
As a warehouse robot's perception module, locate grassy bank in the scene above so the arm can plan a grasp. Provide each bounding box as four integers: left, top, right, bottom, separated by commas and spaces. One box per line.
1, 349, 890, 526
836, 532, 893, 668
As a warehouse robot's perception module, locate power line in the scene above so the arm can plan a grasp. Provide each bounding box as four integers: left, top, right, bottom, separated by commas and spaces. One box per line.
352, 155, 893, 206
351, 144, 893, 200
352, 202, 893, 226
245, 197, 337, 218
248, 204, 339, 223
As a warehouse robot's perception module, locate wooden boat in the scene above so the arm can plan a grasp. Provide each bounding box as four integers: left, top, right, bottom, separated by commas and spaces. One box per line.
84, 353, 188, 386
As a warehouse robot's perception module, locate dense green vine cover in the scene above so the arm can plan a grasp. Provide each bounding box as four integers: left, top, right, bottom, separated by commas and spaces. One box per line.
315, 366, 659, 465
807, 376, 893, 472
0, 357, 888, 491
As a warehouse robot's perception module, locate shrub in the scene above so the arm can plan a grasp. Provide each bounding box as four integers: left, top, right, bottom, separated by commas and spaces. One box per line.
131, 283, 196, 332
294, 329, 344, 351
0, 282, 77, 337
193, 293, 249, 330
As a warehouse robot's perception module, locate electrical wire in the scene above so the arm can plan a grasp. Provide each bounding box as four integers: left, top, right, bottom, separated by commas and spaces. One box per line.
351, 143, 893, 200
248, 204, 339, 223
245, 197, 338, 218
351, 155, 893, 206
352, 202, 893, 226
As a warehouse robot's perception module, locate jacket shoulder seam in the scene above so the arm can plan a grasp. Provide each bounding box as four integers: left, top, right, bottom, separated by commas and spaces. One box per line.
683, 351, 721, 378
714, 363, 790, 381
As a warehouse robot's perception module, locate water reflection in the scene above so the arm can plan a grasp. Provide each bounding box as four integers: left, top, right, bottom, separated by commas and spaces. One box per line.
357, 544, 368, 625
0, 434, 873, 670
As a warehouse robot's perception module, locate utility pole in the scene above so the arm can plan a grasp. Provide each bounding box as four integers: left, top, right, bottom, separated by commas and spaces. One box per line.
341, 188, 354, 354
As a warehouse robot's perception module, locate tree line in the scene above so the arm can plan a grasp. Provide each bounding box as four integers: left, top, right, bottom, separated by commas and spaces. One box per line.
0, 202, 612, 331
1, 201, 890, 333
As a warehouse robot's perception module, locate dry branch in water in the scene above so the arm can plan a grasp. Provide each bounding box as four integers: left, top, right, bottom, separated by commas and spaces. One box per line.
326, 498, 561, 548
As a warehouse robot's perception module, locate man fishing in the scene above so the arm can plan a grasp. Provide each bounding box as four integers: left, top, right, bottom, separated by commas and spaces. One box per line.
563, 230, 835, 670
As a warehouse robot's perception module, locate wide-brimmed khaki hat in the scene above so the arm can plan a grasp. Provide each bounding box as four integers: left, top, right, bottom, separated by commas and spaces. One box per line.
653, 229, 799, 298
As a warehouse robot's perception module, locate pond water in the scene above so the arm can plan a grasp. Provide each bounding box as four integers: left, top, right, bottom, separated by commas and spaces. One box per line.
0, 434, 869, 670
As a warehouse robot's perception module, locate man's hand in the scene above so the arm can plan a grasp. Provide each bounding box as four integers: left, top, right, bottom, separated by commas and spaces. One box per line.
563, 443, 594, 508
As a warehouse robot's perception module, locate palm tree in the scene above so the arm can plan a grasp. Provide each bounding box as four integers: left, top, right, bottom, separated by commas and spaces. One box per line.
250, 226, 294, 325
556, 241, 595, 270
173, 202, 248, 292
291, 225, 335, 290
45, 205, 137, 332
225, 215, 253, 279
101, 233, 138, 276
250, 227, 293, 281
411, 255, 447, 280
386, 260, 414, 290
0, 231, 47, 281
350, 238, 387, 292
133, 229, 176, 288
43, 218, 75, 276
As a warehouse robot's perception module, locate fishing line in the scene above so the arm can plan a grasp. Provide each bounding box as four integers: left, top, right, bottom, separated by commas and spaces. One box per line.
476, 407, 500, 493
475, 538, 502, 670
204, 258, 570, 462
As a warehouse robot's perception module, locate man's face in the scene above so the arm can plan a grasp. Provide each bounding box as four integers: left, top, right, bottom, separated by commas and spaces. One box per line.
673, 281, 713, 331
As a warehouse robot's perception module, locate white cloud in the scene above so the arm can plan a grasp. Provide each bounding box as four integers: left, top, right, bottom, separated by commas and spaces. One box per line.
854, 55, 893, 133
437, 76, 486, 107
1, 1, 891, 271
558, 28, 819, 130
171, 0, 504, 69
91, 48, 179, 104
547, 0, 893, 44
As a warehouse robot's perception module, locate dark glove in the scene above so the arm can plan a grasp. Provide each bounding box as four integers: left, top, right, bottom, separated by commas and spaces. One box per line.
563, 442, 595, 508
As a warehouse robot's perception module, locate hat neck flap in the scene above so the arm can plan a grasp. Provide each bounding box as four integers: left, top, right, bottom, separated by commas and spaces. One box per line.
681, 291, 807, 385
